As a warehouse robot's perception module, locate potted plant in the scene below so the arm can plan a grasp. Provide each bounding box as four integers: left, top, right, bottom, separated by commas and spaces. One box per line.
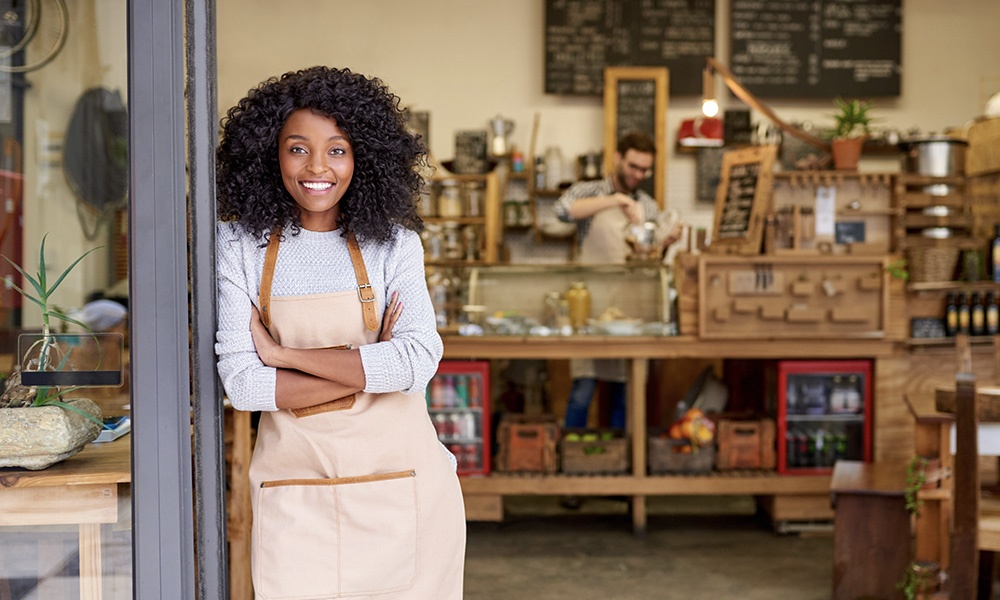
829, 97, 874, 171
0, 235, 106, 470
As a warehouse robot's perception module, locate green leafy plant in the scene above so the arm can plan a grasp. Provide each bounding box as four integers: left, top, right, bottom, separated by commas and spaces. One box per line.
830, 97, 875, 140
897, 563, 920, 600
904, 455, 928, 515
886, 258, 909, 282
0, 234, 103, 425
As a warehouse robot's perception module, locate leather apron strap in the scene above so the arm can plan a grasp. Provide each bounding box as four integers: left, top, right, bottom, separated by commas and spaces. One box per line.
259, 227, 282, 329
346, 231, 380, 332
258, 227, 379, 332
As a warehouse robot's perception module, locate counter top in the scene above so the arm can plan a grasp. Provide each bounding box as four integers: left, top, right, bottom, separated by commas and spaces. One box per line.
442, 334, 898, 360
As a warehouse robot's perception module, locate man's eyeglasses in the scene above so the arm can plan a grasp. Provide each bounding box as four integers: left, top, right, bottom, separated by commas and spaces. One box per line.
625, 161, 654, 178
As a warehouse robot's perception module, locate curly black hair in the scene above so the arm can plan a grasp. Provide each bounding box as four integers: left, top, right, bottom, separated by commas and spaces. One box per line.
216, 66, 426, 243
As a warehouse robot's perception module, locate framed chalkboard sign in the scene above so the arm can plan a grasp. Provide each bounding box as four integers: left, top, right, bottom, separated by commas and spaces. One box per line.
603, 67, 668, 209
709, 146, 777, 255
544, 0, 714, 97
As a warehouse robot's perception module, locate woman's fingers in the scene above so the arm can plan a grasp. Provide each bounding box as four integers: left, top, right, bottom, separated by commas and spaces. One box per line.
380, 291, 403, 342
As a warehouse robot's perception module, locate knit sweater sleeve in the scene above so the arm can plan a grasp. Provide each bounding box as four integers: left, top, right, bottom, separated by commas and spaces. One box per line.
358, 229, 443, 395
214, 223, 279, 412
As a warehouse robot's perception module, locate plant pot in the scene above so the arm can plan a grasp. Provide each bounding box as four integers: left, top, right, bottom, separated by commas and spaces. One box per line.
0, 398, 102, 470
831, 137, 865, 171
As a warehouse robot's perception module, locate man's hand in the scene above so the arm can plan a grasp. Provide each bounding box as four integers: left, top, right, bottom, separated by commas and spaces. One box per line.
250, 305, 284, 368
380, 291, 402, 342
614, 193, 644, 224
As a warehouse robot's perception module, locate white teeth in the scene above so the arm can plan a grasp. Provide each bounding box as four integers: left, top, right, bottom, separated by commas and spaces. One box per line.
302, 181, 333, 191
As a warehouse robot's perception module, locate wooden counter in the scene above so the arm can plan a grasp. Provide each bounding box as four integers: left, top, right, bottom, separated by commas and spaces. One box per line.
443, 335, 906, 533
0, 437, 131, 600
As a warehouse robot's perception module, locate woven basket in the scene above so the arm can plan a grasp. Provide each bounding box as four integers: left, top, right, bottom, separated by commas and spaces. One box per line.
967, 116, 1000, 176
907, 246, 960, 283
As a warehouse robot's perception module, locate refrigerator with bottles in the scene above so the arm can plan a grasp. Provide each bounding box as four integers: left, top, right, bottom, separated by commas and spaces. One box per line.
775, 360, 872, 475
426, 360, 491, 477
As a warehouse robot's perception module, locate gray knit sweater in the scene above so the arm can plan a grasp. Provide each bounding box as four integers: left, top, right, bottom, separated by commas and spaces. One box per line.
215, 221, 443, 412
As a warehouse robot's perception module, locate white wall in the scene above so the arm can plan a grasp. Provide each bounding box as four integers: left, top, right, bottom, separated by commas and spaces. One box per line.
217, 0, 1000, 235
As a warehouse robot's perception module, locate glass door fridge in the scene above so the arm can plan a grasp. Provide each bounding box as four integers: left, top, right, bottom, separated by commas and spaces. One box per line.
427, 360, 491, 477
776, 360, 872, 475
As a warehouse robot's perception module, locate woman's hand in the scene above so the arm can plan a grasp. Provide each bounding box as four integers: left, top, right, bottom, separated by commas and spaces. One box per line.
250, 305, 284, 368
379, 291, 403, 342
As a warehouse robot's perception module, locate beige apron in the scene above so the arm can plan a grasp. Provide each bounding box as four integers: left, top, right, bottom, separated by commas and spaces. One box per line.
248, 231, 466, 600
574, 209, 628, 382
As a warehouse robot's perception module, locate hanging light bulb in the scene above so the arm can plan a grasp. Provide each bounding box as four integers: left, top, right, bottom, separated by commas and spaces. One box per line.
702, 66, 719, 117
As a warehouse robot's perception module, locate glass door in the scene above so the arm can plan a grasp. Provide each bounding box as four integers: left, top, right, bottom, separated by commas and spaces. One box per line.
0, 1, 133, 597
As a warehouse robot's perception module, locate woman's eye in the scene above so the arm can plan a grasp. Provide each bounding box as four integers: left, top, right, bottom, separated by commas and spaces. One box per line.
330, 147, 346, 156
289, 146, 306, 155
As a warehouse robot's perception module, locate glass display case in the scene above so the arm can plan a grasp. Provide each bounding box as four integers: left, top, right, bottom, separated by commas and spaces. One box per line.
457, 263, 675, 336
427, 360, 491, 477
774, 360, 873, 475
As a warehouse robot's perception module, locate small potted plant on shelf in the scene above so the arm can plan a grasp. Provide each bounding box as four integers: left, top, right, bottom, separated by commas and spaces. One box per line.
829, 97, 875, 171
0, 235, 106, 470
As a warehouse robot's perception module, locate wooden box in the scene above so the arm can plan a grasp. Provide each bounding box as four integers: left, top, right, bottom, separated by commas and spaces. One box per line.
496, 414, 559, 473
716, 418, 776, 470
648, 436, 714, 474
560, 429, 629, 474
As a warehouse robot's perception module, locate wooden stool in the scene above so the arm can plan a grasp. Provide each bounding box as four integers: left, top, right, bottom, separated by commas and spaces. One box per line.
830, 460, 912, 600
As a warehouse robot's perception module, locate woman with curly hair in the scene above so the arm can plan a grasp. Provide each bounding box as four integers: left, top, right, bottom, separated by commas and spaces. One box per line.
215, 66, 465, 599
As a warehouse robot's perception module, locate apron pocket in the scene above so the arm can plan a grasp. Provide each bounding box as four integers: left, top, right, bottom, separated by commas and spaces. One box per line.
254, 469, 418, 599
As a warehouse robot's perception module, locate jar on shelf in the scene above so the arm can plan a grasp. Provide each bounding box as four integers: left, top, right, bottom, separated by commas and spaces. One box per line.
437, 179, 463, 218
565, 281, 591, 331
463, 181, 484, 217
420, 223, 443, 261
441, 222, 463, 260
462, 225, 480, 262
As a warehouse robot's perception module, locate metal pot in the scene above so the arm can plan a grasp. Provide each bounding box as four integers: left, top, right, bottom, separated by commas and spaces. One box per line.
899, 136, 968, 177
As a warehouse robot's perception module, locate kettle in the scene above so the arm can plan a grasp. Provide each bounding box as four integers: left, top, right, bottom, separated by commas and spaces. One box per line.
489, 114, 514, 156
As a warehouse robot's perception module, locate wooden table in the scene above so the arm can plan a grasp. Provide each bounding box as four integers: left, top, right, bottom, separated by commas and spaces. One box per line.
0, 437, 131, 600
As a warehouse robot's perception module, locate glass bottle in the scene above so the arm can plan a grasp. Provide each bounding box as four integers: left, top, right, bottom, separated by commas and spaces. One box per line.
944, 292, 958, 337
957, 292, 970, 335
992, 224, 1000, 282
565, 281, 592, 331
972, 292, 986, 336
988, 292, 999, 335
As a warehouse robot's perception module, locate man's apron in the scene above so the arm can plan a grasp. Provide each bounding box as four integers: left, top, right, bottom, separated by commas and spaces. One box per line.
574, 208, 628, 382
248, 231, 465, 600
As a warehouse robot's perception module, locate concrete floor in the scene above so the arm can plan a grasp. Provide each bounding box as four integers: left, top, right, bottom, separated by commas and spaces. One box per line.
465, 495, 833, 600
0, 496, 832, 599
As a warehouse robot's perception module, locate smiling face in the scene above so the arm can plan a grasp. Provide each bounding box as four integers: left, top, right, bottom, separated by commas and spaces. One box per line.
278, 109, 354, 231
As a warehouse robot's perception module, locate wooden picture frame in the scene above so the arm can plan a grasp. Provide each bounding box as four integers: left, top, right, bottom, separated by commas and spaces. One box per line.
708, 145, 777, 255
603, 66, 668, 209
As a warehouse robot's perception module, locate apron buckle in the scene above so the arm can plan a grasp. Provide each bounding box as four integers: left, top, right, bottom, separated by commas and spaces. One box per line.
357, 283, 375, 303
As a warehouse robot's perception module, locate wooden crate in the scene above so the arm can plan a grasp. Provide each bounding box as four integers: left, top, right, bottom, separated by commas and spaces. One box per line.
496, 414, 560, 473
648, 436, 714, 474
716, 418, 776, 470
560, 429, 629, 474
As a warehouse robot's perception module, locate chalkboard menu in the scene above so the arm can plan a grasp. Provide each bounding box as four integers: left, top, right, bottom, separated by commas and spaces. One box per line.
603, 67, 668, 208
545, 0, 714, 97
710, 146, 776, 255
729, 0, 901, 98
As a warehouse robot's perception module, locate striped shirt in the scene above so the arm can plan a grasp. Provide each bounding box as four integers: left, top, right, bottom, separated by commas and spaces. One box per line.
554, 177, 660, 247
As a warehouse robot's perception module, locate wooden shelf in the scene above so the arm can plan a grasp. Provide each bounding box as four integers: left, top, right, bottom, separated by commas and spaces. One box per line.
907, 335, 1000, 348
907, 281, 1000, 293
